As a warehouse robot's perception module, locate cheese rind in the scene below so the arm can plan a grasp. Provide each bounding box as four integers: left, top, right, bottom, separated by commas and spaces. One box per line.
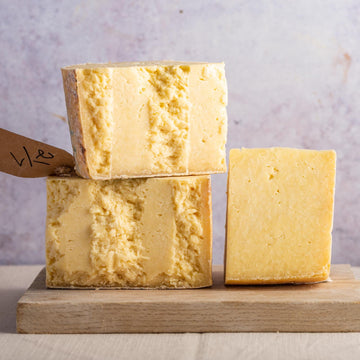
62, 61, 227, 179
225, 148, 336, 285
46, 175, 212, 288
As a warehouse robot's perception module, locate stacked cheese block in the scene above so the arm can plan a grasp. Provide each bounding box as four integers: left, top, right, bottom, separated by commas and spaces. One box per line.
46, 61, 227, 288
46, 60, 336, 289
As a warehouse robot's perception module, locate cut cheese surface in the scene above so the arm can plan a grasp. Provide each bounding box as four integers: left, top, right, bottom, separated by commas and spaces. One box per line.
62, 61, 227, 179
225, 148, 336, 284
46, 175, 212, 288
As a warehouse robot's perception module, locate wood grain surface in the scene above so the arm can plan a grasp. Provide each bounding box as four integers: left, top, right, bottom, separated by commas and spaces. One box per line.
16, 265, 360, 334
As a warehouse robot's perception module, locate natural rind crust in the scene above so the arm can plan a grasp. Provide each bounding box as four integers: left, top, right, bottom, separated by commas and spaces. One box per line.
204, 176, 213, 286
225, 276, 330, 285
61, 69, 91, 178
46, 283, 212, 290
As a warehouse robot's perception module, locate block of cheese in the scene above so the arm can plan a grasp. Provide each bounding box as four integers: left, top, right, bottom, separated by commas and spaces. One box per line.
62, 61, 227, 179
225, 148, 336, 284
46, 175, 212, 288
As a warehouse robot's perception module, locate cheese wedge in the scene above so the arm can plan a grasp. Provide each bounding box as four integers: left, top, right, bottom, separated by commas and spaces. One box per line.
225, 148, 336, 284
62, 61, 227, 179
46, 175, 212, 288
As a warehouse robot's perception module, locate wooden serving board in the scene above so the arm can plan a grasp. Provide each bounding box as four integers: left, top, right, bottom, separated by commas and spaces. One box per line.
17, 265, 360, 333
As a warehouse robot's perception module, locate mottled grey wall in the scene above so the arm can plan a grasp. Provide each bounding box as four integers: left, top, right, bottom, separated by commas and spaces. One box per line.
0, 0, 359, 265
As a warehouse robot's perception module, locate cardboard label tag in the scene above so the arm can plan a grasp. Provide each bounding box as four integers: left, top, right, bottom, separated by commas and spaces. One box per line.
0, 128, 75, 178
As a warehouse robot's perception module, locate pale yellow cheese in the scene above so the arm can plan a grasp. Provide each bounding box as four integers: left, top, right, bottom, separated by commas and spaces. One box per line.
62, 61, 227, 179
225, 148, 336, 284
46, 175, 212, 288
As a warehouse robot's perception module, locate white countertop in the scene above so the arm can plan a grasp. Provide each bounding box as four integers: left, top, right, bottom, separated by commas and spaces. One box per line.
1, 265, 360, 360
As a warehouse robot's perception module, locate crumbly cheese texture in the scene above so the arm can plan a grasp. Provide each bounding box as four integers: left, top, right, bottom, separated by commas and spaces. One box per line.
46, 175, 212, 288
225, 148, 336, 285
62, 61, 227, 179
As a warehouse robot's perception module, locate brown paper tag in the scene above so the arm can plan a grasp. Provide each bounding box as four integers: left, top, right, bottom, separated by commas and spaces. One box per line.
0, 128, 75, 178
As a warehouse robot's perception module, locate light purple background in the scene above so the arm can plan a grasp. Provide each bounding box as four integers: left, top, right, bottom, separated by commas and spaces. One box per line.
0, 0, 359, 265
